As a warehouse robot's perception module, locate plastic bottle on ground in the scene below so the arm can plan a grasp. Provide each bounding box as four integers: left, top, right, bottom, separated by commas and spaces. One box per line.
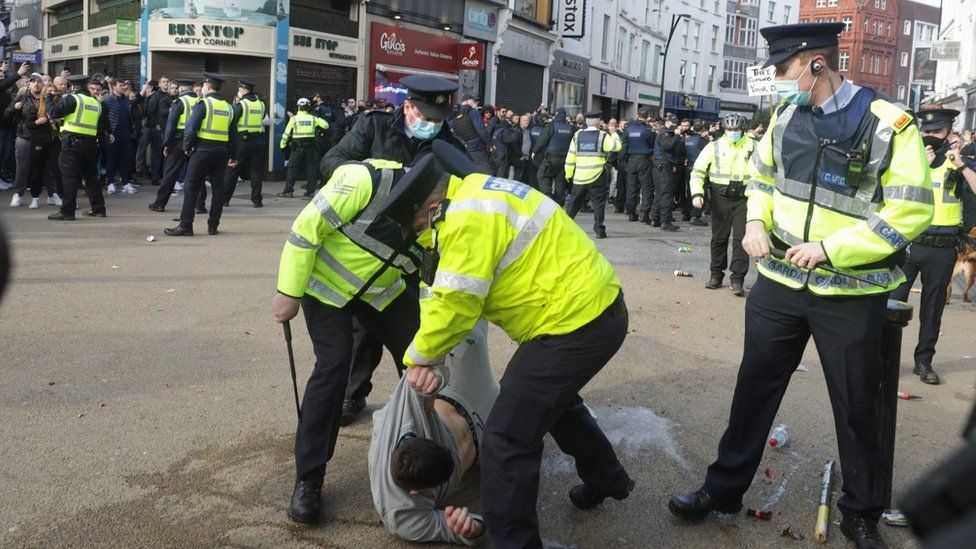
768, 423, 790, 448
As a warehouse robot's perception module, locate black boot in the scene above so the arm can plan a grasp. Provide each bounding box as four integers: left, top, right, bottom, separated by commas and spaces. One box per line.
689, 217, 708, 226
569, 478, 635, 510
48, 210, 76, 221
840, 515, 887, 549
705, 275, 722, 289
287, 468, 325, 524
83, 208, 106, 218
207, 222, 219, 236
628, 212, 638, 222
164, 225, 194, 237
649, 218, 661, 228
195, 206, 208, 214
729, 281, 745, 297
148, 203, 165, 212
913, 363, 940, 385
595, 228, 607, 239
277, 191, 294, 198
668, 489, 742, 521
339, 397, 367, 426
661, 221, 680, 232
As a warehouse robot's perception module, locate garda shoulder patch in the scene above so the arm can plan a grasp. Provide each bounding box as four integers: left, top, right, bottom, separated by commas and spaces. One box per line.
483, 178, 531, 199
892, 113, 912, 133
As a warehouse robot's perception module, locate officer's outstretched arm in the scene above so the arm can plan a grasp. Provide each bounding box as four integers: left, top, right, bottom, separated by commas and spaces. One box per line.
689, 141, 714, 198
821, 124, 934, 268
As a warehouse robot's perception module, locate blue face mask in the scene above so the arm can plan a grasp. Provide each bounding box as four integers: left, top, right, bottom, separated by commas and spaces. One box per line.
410, 118, 443, 140
726, 131, 743, 142
775, 64, 817, 106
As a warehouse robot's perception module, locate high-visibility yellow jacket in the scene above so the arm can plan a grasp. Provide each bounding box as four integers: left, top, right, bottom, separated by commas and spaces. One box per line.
237, 98, 265, 134
196, 97, 233, 142
280, 111, 328, 148
929, 160, 962, 227
564, 128, 622, 185
276, 160, 418, 310
690, 134, 755, 197
746, 98, 933, 296
61, 93, 101, 137
175, 95, 200, 131
402, 174, 622, 368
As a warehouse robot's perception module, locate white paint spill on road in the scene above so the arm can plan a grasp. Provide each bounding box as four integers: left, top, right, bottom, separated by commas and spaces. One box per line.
761, 450, 806, 509
541, 405, 692, 475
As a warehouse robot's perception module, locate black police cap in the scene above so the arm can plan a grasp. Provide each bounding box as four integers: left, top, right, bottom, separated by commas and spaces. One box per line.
238, 78, 256, 90
67, 74, 91, 85
378, 153, 449, 226
584, 110, 602, 118
203, 72, 225, 87
760, 22, 845, 68
401, 75, 458, 120
918, 108, 960, 131
176, 78, 195, 86
554, 108, 567, 117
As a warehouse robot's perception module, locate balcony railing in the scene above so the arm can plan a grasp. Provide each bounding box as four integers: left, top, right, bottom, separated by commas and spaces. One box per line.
89, 0, 141, 30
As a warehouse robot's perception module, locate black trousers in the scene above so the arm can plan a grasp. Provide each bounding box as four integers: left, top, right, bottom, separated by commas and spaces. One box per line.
612, 163, 627, 212
13, 138, 60, 198
344, 320, 386, 401
625, 155, 653, 215
565, 169, 609, 233
59, 135, 104, 215
514, 157, 538, 188
284, 144, 319, 194
154, 148, 206, 210
295, 290, 419, 478
224, 135, 265, 205
179, 147, 227, 229
651, 163, 679, 222
681, 169, 703, 219
703, 275, 888, 520
481, 292, 632, 549
890, 242, 956, 366
709, 192, 748, 283
537, 154, 568, 205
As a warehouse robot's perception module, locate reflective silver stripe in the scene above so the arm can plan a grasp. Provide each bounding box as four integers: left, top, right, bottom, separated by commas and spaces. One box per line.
313, 193, 344, 228
357, 169, 394, 225
883, 185, 934, 204
419, 285, 434, 299
772, 104, 797, 184
497, 199, 559, 274
432, 271, 490, 296
575, 151, 606, 157
867, 214, 910, 249
747, 180, 774, 195
287, 231, 318, 249
751, 148, 775, 178
809, 266, 903, 290
340, 224, 415, 272
307, 276, 349, 306
941, 184, 960, 204
857, 123, 893, 201
317, 247, 366, 287
777, 178, 876, 219
363, 277, 405, 305
772, 221, 804, 246
713, 140, 721, 175
449, 197, 525, 228
407, 341, 441, 366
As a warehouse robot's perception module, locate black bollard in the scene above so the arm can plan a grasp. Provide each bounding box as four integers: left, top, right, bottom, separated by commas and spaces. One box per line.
874, 299, 913, 509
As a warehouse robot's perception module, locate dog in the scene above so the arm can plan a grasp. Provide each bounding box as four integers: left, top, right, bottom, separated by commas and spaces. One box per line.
947, 227, 976, 304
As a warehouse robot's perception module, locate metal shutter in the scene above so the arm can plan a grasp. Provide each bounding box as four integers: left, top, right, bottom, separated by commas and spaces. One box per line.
287, 61, 357, 108
494, 56, 544, 115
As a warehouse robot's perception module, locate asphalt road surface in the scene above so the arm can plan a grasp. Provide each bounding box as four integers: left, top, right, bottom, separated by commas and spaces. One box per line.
1, 181, 973, 548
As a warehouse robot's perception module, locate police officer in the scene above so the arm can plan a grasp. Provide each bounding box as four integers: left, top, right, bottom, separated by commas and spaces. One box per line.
670, 24, 933, 549
690, 114, 755, 296
271, 159, 423, 525
891, 108, 976, 385
533, 108, 574, 205
564, 110, 623, 239
609, 119, 628, 213
278, 98, 328, 198
319, 75, 467, 426
164, 73, 239, 236
47, 74, 113, 221
525, 113, 547, 189
386, 141, 635, 549
651, 114, 686, 231
148, 78, 206, 214
623, 110, 655, 222
683, 119, 709, 226
224, 78, 266, 207
449, 93, 492, 172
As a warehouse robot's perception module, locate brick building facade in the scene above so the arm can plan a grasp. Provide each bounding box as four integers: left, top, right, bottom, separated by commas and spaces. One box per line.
894, 0, 941, 109
799, 0, 898, 96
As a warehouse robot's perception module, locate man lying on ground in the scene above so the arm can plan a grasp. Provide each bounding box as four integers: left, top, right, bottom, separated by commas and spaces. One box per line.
368, 319, 497, 546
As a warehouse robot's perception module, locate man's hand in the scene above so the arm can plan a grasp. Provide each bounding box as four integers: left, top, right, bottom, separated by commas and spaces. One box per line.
17, 63, 29, 76
947, 149, 965, 169
785, 242, 827, 270
272, 292, 301, 323
228, 159, 238, 167
0, 62, 9, 74
925, 145, 936, 165
742, 220, 771, 259
13, 101, 21, 110
35, 116, 47, 125
60, 69, 70, 79
445, 506, 485, 539
163, 146, 169, 157
406, 366, 440, 394
155, 124, 161, 131
692, 196, 704, 209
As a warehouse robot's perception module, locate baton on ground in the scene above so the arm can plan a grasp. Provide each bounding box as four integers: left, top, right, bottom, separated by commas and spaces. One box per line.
769, 248, 888, 288
814, 459, 835, 543
283, 320, 302, 422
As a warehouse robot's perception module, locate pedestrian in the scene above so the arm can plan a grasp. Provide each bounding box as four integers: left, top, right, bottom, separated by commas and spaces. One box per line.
6, 73, 62, 208
388, 142, 636, 549
448, 93, 492, 173
148, 78, 206, 214
513, 113, 537, 187
533, 108, 574, 205
650, 114, 686, 231
277, 98, 329, 198
46, 74, 114, 221
891, 108, 976, 384
223, 78, 266, 207
608, 118, 627, 213
689, 114, 754, 296
163, 73, 239, 236
669, 23, 934, 549
622, 110, 655, 222
564, 110, 622, 239
103, 78, 138, 194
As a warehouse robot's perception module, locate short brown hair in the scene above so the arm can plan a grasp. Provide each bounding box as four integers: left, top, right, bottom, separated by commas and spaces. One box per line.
390, 438, 454, 491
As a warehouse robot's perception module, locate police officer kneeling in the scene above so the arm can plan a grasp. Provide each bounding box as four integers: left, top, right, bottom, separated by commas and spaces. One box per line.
669, 23, 933, 549
891, 107, 976, 385
690, 114, 755, 296
386, 141, 635, 549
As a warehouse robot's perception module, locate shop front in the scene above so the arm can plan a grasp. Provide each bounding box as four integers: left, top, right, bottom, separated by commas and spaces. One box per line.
663, 91, 722, 122
549, 50, 587, 116
44, 31, 85, 76
288, 28, 362, 108
635, 83, 662, 118
589, 69, 637, 121
495, 21, 551, 114
86, 22, 141, 83
462, 0, 502, 103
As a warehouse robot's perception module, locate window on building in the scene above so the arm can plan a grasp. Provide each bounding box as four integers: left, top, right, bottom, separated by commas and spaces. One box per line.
816, 0, 825, 7
881, 0, 887, 8
901, 52, 909, 67
872, 20, 877, 35
602, 14, 611, 60
739, 17, 757, 48
679, 60, 687, 89
715, 0, 720, 12
839, 51, 850, 71
712, 25, 720, 52
768, 2, 776, 21
513, 0, 553, 26
860, 53, 865, 71
883, 56, 888, 75
628, 33, 636, 73
828, 0, 837, 6
615, 27, 626, 70
874, 0, 880, 7
707, 65, 716, 93
722, 59, 748, 91
640, 41, 650, 80
693, 22, 701, 50
682, 19, 690, 47
898, 85, 906, 100
726, 14, 736, 43
783, 5, 791, 24
843, 16, 852, 33
903, 20, 911, 35
690, 62, 699, 90
653, 44, 662, 83
886, 23, 891, 37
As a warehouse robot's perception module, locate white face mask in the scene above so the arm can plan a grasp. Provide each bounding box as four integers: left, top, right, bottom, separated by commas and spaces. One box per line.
726, 131, 743, 142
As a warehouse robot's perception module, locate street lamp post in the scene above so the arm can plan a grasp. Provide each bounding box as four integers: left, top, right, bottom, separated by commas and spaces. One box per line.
655, 12, 691, 116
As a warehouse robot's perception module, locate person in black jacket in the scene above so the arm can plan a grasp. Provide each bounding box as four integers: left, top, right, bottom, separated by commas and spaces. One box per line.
0, 62, 29, 186
651, 114, 687, 231
142, 77, 169, 185
449, 94, 492, 172
6, 74, 62, 207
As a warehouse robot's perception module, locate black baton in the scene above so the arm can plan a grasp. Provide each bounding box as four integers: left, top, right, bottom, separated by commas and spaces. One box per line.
283, 320, 302, 422
769, 248, 888, 288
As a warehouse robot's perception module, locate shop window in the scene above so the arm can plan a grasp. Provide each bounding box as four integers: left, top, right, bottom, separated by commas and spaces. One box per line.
552, 80, 584, 117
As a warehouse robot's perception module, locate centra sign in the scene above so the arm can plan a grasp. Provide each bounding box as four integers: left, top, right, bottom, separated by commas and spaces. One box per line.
168, 24, 245, 47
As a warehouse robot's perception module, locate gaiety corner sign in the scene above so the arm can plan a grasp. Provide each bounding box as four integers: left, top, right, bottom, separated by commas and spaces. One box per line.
167, 23, 246, 47
148, 20, 275, 57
